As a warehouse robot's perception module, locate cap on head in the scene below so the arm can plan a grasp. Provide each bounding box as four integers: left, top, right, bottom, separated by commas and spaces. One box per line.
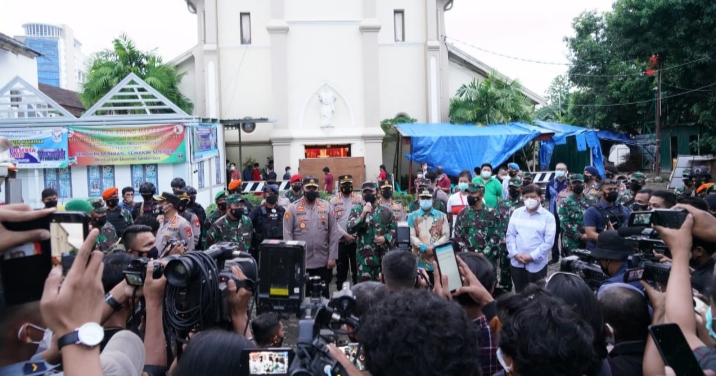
102, 187, 119, 200
65, 199, 93, 214
605, 165, 619, 175
263, 185, 279, 195
418, 187, 433, 198
185, 186, 197, 195
467, 183, 485, 193
631, 172, 646, 183
682, 169, 692, 177
226, 194, 245, 204
88, 198, 107, 213
155, 192, 180, 208
171, 177, 186, 189
176, 190, 191, 203
584, 166, 600, 179
508, 162, 520, 171
522, 172, 534, 180
361, 181, 377, 191
215, 190, 228, 201
290, 174, 303, 183
303, 176, 319, 188
591, 231, 632, 261
139, 182, 156, 195
508, 177, 522, 187
379, 180, 393, 190
569, 174, 584, 183
339, 174, 353, 185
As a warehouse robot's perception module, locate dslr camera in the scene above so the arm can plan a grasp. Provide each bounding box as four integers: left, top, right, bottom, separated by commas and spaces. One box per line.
123, 257, 170, 286
560, 253, 608, 291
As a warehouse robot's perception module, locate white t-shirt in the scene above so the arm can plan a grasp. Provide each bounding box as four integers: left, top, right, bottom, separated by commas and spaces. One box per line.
447, 191, 468, 216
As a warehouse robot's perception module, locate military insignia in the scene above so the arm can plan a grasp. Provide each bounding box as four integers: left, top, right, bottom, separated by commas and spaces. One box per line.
321, 214, 326, 219
184, 226, 193, 238
284, 212, 291, 220
337, 211, 342, 216
318, 206, 325, 211
321, 221, 326, 226
310, 179, 316, 185
193, 217, 200, 226
297, 206, 305, 212
299, 222, 306, 229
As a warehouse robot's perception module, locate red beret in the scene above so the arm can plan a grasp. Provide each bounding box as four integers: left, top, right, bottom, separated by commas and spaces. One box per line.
289, 174, 303, 183
228, 180, 242, 191
102, 187, 118, 200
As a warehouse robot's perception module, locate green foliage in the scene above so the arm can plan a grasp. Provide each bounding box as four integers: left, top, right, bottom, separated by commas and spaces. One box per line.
81, 34, 193, 114
381, 115, 417, 148
448, 71, 533, 125
535, 75, 577, 125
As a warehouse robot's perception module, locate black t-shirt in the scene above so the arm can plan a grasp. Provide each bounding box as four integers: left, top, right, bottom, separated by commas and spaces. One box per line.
691, 258, 716, 294
607, 340, 645, 376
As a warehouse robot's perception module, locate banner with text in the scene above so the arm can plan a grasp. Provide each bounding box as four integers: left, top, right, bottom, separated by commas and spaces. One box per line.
191, 123, 219, 161
68, 124, 187, 166
0, 128, 68, 168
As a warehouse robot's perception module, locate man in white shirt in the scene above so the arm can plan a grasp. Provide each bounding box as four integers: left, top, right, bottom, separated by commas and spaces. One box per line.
506, 184, 556, 292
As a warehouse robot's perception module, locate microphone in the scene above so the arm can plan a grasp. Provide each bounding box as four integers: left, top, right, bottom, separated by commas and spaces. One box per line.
617, 226, 649, 238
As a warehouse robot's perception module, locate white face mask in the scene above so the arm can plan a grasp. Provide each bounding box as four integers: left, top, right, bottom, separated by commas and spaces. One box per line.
524, 198, 540, 210
18, 324, 53, 355
481, 171, 492, 179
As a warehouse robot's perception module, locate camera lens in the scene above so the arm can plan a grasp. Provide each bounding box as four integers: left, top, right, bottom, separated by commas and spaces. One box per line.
164, 258, 194, 287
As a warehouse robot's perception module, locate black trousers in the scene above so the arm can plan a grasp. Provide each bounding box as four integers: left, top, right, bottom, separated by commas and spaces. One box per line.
511, 264, 548, 293
307, 266, 333, 299
552, 212, 561, 259
336, 242, 358, 289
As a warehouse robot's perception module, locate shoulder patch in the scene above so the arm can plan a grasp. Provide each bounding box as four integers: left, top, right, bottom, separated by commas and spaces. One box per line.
284, 212, 291, 220
184, 226, 193, 238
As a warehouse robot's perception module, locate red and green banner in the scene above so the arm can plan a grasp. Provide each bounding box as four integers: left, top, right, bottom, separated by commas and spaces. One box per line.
67, 124, 187, 166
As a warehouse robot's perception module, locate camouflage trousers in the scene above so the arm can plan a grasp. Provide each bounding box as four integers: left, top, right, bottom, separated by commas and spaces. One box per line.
497, 244, 513, 292
356, 245, 383, 282
357, 263, 381, 282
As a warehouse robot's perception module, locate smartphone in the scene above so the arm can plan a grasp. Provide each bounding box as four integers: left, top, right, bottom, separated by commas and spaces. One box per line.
623, 267, 645, 283
337, 343, 365, 371
649, 323, 704, 376
241, 348, 295, 376
434, 242, 463, 292
49, 212, 89, 270
694, 297, 708, 315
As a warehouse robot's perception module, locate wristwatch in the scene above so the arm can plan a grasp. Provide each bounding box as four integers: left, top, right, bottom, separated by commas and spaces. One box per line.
57, 323, 105, 350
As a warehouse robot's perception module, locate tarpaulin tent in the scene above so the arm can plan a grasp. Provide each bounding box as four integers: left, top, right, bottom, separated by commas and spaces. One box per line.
394, 123, 544, 178
596, 130, 639, 146
531, 120, 605, 178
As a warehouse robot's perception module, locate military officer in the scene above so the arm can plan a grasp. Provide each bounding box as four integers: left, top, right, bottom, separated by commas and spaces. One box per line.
330, 174, 363, 288
260, 180, 291, 209
495, 178, 523, 292
407, 183, 447, 214
250, 185, 286, 260
185, 186, 207, 249
154, 192, 194, 255
102, 187, 133, 237
205, 194, 253, 251
674, 169, 695, 198
347, 181, 397, 282
453, 184, 502, 274
88, 198, 119, 253
521, 172, 534, 186
583, 166, 601, 200
619, 172, 646, 206
284, 174, 304, 203
377, 180, 405, 222
133, 182, 159, 220
204, 190, 228, 232
284, 176, 338, 298
557, 174, 596, 255
175, 189, 202, 248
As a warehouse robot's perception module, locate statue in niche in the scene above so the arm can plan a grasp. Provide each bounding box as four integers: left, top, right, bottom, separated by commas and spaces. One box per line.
318, 87, 337, 127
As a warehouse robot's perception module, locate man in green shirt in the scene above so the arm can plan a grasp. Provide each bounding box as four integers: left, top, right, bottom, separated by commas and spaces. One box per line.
472, 163, 503, 208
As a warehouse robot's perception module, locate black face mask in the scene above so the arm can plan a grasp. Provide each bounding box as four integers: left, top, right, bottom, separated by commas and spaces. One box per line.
508, 171, 517, 177
137, 246, 159, 259
178, 204, 186, 213
522, 181, 532, 187
364, 193, 376, 204
153, 205, 165, 215
292, 185, 302, 192
605, 191, 619, 203
266, 195, 278, 205
381, 190, 393, 199
141, 194, 154, 202
305, 190, 319, 202
217, 202, 227, 211
572, 185, 585, 194
106, 199, 119, 208
93, 216, 107, 227
230, 208, 244, 219
341, 186, 353, 194
632, 203, 648, 211
44, 200, 58, 208
629, 182, 642, 192
583, 175, 593, 182
189, 197, 196, 205
684, 180, 693, 186
466, 196, 479, 206
508, 189, 520, 199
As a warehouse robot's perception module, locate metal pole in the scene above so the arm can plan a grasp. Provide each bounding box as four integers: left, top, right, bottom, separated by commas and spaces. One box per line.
654, 61, 662, 176
238, 127, 243, 167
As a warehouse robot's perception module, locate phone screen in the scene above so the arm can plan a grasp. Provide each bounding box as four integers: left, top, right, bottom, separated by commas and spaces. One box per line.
338, 343, 365, 371
435, 243, 463, 292
50, 221, 85, 266
649, 323, 703, 376
245, 349, 293, 375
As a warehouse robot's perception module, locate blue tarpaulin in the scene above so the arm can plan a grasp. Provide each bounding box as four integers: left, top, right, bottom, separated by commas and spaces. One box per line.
395, 123, 541, 177
532, 120, 605, 178
596, 130, 639, 146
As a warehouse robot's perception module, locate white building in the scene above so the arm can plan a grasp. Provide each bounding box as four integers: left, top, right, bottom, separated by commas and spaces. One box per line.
0, 33, 40, 89
173, 0, 545, 178
15, 23, 86, 92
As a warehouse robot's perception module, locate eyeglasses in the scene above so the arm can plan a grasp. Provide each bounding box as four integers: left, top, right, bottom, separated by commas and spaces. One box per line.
545, 271, 580, 287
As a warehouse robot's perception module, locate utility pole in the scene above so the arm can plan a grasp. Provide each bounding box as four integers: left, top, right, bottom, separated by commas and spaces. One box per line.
654, 59, 662, 176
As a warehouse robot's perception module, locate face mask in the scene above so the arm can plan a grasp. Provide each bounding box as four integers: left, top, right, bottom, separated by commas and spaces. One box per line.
523, 181, 532, 187
287, 170, 291, 175
266, 195, 278, 205
106, 199, 119, 208
44, 200, 58, 209
419, 200, 433, 211
605, 191, 619, 203
555, 170, 565, 179
508, 189, 520, 198
305, 190, 319, 202
93, 216, 107, 227
138, 246, 159, 259
19, 324, 53, 355
524, 198, 540, 210
142, 194, 154, 202
153, 205, 165, 215
481, 171, 492, 179
292, 185, 302, 192
341, 186, 353, 194
467, 195, 479, 206
572, 185, 585, 194
189, 197, 196, 205
630, 182, 642, 192
508, 171, 517, 177
706, 306, 716, 341
606, 173, 615, 179
217, 202, 227, 211
363, 193, 376, 204
583, 175, 593, 182
230, 208, 244, 218
458, 182, 469, 191
381, 190, 393, 199
632, 203, 648, 211
178, 204, 187, 213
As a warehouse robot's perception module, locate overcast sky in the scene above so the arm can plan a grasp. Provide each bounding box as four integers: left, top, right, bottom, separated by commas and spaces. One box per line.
0, 0, 614, 96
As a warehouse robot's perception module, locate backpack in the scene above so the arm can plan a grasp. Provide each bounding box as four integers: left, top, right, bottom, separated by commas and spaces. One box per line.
591, 202, 627, 230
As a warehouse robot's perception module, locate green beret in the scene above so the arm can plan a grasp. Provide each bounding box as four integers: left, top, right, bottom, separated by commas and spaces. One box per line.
631, 172, 646, 182
508, 178, 522, 187
569, 174, 584, 182
225, 194, 245, 204
467, 183, 485, 193
682, 169, 691, 177
522, 172, 534, 179
215, 190, 228, 201
65, 199, 93, 214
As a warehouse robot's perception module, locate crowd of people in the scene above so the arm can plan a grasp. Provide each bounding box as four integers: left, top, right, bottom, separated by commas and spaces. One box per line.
1, 160, 716, 376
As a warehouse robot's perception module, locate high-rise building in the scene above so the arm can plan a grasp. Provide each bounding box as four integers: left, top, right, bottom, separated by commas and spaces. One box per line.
15, 23, 86, 92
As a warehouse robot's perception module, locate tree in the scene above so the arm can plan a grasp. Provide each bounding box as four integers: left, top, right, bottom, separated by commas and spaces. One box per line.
448, 71, 533, 125
80, 34, 193, 114
535, 75, 577, 124
381, 115, 417, 177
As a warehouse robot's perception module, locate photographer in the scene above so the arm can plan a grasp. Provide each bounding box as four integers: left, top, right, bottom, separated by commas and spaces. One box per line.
584, 179, 631, 251
379, 250, 419, 291
173, 330, 253, 376
251, 313, 284, 348
115, 224, 169, 258
590, 230, 641, 293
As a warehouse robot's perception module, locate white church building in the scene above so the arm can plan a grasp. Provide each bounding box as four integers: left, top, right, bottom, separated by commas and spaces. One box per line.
172, 0, 545, 178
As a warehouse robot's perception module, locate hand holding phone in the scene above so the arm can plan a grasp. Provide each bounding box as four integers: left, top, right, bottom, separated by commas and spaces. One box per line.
0, 204, 54, 256
434, 243, 464, 293
649, 323, 704, 376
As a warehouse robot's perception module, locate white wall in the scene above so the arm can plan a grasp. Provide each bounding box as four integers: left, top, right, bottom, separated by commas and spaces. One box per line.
448, 59, 485, 100
0, 50, 38, 89
176, 57, 197, 114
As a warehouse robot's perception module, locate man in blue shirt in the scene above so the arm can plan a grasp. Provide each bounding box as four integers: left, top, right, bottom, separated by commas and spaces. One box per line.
583, 179, 631, 251
545, 162, 569, 264
590, 230, 642, 294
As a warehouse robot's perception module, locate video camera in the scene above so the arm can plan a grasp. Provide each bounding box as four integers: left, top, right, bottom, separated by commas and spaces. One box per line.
623, 253, 671, 285
619, 209, 686, 255
255, 240, 307, 317
560, 254, 608, 291
123, 257, 169, 286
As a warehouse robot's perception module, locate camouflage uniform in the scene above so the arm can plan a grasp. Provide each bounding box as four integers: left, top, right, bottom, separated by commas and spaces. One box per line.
674, 169, 695, 198
347, 182, 397, 282
284, 188, 304, 203
495, 178, 524, 291
377, 180, 406, 222
452, 184, 503, 286
557, 174, 596, 255
88, 199, 119, 253
204, 191, 228, 232
619, 172, 646, 206
205, 195, 253, 251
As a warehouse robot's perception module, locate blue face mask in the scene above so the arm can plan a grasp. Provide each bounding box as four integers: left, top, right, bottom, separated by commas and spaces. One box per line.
420, 200, 433, 211
458, 182, 469, 191
706, 306, 716, 340
555, 170, 566, 179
